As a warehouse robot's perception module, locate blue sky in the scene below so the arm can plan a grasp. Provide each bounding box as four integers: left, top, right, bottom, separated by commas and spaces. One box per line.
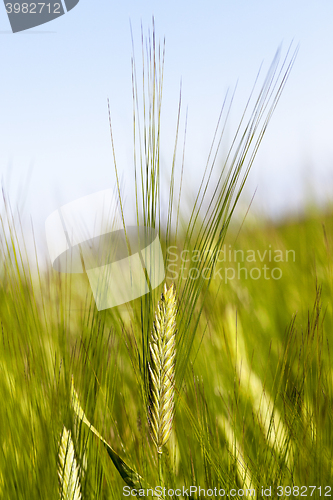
1, 1, 333, 257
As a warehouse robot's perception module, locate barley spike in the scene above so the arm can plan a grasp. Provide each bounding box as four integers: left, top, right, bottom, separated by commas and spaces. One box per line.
148, 283, 177, 454
58, 426, 81, 500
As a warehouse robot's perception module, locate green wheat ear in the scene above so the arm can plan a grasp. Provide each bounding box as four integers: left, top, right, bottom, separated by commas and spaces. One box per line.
148, 283, 177, 454
58, 426, 81, 500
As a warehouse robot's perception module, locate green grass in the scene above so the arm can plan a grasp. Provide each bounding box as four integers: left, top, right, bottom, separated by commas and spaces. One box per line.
1, 25, 332, 500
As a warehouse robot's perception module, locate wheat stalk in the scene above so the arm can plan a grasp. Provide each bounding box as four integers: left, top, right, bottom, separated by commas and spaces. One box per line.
58, 426, 81, 500
148, 283, 177, 455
